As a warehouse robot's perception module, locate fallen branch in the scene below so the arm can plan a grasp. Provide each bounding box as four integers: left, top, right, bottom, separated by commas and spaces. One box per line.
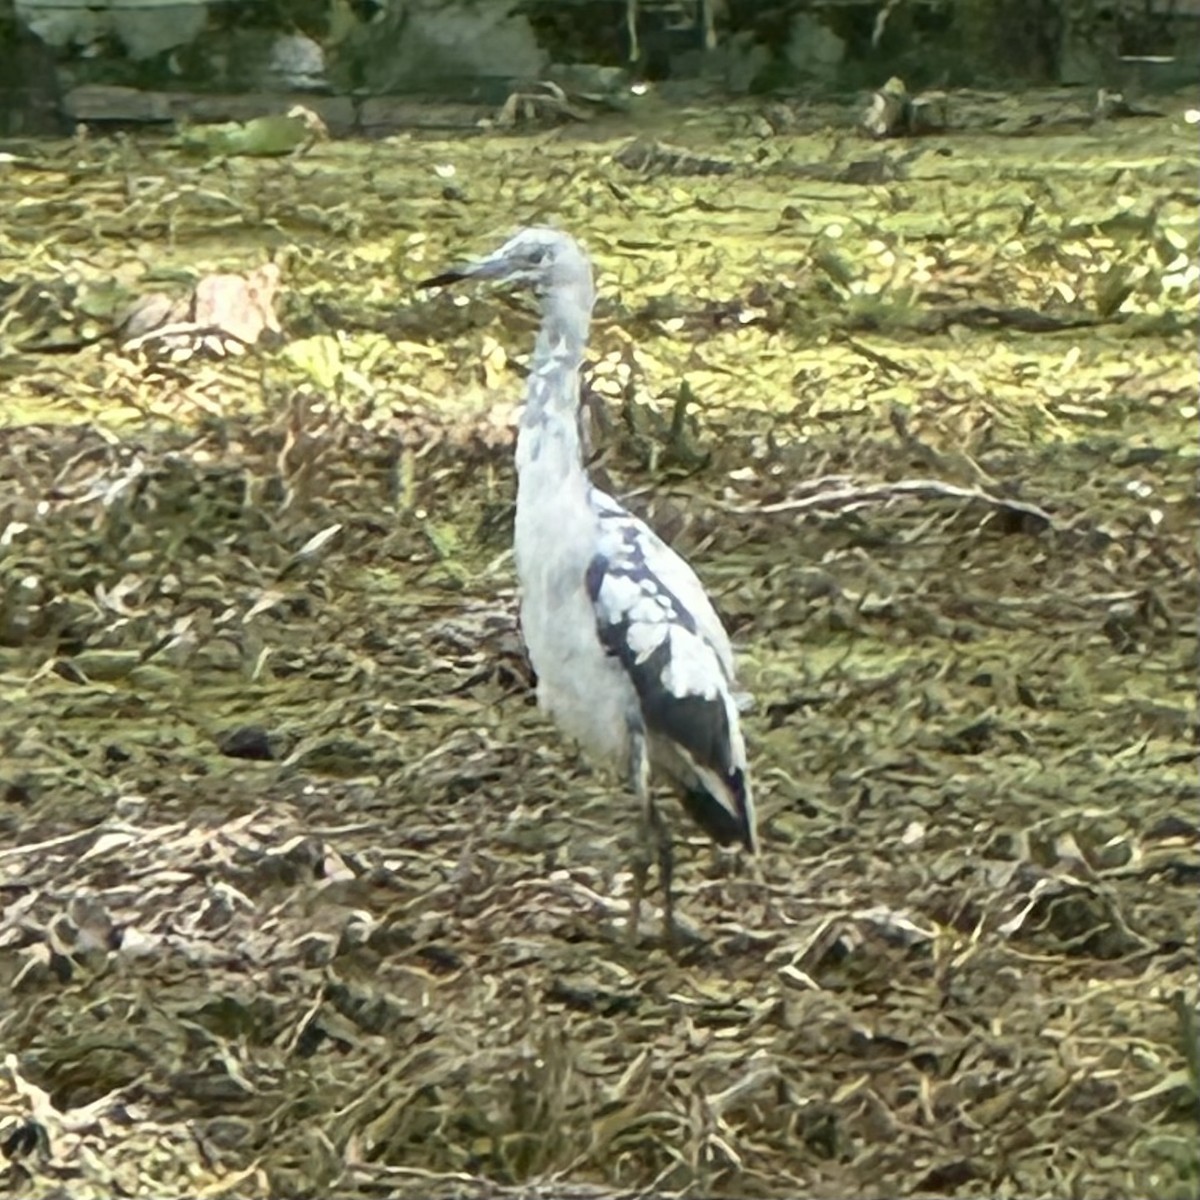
725, 476, 1054, 529
120, 320, 252, 354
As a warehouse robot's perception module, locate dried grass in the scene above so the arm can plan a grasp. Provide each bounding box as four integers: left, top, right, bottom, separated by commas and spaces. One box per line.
1, 88, 1197, 1200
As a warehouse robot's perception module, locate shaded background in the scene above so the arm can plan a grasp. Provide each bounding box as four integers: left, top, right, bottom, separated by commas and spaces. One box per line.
2, 0, 1199, 135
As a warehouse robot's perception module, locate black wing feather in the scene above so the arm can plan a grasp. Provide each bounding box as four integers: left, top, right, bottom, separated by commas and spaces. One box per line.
595, 618, 733, 778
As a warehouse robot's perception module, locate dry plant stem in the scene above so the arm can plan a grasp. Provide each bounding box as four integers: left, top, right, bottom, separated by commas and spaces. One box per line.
728, 476, 1054, 526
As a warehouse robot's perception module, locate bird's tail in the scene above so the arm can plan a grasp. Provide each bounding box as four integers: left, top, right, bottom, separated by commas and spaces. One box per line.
679, 766, 756, 854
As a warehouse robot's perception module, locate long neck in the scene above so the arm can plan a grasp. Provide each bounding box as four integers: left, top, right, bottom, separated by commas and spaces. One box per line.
515, 280, 593, 483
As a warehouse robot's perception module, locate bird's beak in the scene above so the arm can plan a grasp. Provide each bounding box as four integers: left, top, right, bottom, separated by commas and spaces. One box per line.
417, 265, 470, 289
417, 249, 508, 290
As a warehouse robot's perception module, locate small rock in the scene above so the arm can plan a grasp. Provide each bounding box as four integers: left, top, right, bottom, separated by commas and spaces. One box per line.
217, 725, 277, 761
66, 648, 142, 681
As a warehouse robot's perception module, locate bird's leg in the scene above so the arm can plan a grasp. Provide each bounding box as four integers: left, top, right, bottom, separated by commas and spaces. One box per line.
626, 726, 677, 952
647, 794, 675, 952
626, 726, 651, 946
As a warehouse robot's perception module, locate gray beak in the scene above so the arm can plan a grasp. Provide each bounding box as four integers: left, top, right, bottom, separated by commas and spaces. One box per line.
418, 249, 508, 290
417, 265, 470, 289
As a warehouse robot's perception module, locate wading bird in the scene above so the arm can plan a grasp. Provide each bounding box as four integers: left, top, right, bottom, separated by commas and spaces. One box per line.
420, 228, 754, 945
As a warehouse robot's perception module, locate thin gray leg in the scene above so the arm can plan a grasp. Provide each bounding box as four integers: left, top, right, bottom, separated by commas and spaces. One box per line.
626, 725, 676, 951
627, 725, 651, 946
647, 794, 675, 952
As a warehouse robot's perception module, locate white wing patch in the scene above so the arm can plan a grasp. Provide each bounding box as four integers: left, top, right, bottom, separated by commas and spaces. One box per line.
660, 627, 722, 701
588, 533, 721, 692
593, 575, 720, 701
589, 486, 736, 683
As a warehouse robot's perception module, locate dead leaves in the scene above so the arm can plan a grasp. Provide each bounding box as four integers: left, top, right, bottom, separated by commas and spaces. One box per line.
119, 263, 283, 359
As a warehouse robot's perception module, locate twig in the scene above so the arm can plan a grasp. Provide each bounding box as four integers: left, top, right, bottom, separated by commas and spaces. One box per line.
724, 477, 1054, 527
121, 321, 251, 354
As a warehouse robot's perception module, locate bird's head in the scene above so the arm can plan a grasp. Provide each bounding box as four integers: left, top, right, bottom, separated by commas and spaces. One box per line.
419, 227, 592, 300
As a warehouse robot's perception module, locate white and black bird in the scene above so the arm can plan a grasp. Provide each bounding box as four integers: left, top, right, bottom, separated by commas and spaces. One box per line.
421, 227, 755, 944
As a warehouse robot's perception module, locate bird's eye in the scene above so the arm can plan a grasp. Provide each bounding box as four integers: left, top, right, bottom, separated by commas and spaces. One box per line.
527, 247, 548, 265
